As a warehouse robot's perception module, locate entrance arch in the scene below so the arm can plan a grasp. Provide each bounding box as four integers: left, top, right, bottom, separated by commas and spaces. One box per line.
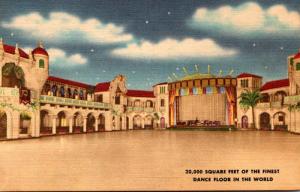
87, 113, 96, 132
273, 112, 287, 131
0, 111, 7, 138
259, 112, 271, 130
73, 112, 83, 133
144, 115, 154, 129
40, 110, 52, 135
57, 111, 68, 134
98, 114, 105, 131
241, 115, 248, 129
133, 115, 142, 129
160, 117, 165, 128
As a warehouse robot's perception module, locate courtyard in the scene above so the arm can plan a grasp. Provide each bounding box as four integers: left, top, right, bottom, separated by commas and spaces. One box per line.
0, 130, 299, 191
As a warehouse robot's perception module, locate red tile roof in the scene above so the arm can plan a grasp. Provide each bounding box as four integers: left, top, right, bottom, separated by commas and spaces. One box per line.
237, 73, 262, 78
95, 82, 111, 92
47, 76, 94, 89
260, 79, 289, 91
32, 47, 48, 56
294, 52, 300, 59
126, 90, 155, 98
3, 44, 29, 59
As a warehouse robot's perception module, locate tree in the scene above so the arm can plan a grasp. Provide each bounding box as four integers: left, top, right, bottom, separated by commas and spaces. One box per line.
239, 89, 262, 129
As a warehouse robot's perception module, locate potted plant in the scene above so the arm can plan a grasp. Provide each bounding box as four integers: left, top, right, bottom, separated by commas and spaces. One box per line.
20, 112, 31, 134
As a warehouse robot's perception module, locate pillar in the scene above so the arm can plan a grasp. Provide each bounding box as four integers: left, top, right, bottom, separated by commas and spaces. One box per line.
52, 115, 57, 134
83, 116, 87, 132
141, 118, 145, 129
12, 111, 20, 139
105, 112, 112, 131
129, 116, 133, 130
95, 118, 99, 131
69, 118, 73, 133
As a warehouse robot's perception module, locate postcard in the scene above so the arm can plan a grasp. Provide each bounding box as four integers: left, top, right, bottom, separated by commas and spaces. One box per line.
0, 0, 299, 191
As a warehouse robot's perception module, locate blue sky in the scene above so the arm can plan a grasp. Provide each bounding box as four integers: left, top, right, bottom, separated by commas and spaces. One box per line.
0, 0, 299, 89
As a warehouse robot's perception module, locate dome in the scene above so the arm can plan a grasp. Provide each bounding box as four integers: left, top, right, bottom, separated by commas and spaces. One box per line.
32, 47, 48, 56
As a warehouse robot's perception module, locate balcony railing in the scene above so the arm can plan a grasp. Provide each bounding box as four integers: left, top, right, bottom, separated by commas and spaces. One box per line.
40, 95, 111, 109
0, 87, 19, 103
284, 95, 300, 105
126, 106, 154, 113
271, 101, 283, 108
256, 102, 270, 109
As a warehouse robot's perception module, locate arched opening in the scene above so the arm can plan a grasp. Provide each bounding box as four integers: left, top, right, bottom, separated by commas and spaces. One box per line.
133, 115, 142, 129
67, 88, 72, 98
42, 83, 51, 95
51, 85, 58, 96
273, 112, 287, 131
87, 113, 96, 132
0, 111, 7, 139
260, 93, 270, 103
126, 116, 129, 130
160, 117, 165, 128
57, 111, 68, 134
144, 115, 154, 129
241, 115, 248, 129
274, 91, 287, 104
59, 86, 65, 97
119, 117, 122, 130
259, 112, 271, 130
73, 89, 78, 99
20, 112, 31, 134
73, 112, 83, 133
146, 100, 153, 108
98, 114, 105, 131
134, 100, 141, 107
40, 110, 52, 135
2, 63, 24, 88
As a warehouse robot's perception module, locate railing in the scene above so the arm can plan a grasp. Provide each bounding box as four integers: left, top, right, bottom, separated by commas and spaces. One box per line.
256, 102, 270, 109
127, 106, 154, 113
271, 101, 282, 108
284, 95, 300, 105
0, 87, 19, 104
40, 95, 111, 109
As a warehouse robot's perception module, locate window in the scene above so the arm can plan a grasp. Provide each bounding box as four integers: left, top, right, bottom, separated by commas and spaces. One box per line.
160, 99, 165, 107
97, 94, 103, 102
241, 79, 249, 88
160, 86, 166, 94
296, 63, 300, 71
39, 59, 45, 68
115, 96, 120, 105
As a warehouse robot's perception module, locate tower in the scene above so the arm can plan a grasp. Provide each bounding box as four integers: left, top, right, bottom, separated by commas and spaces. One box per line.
288, 49, 300, 95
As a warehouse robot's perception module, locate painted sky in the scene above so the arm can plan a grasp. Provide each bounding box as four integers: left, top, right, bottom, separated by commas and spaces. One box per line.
0, 0, 300, 90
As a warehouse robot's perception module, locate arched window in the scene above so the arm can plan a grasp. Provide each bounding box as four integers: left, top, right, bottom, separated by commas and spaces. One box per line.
67, 88, 72, 98
51, 85, 57, 96
39, 59, 45, 68
73, 89, 78, 99
79, 90, 84, 100
59, 86, 65, 97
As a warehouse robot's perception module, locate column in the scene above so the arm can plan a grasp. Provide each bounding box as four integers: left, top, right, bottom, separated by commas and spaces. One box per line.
12, 111, 20, 139
122, 115, 127, 130
52, 115, 57, 134
141, 118, 145, 129
129, 116, 133, 130
83, 116, 87, 132
69, 118, 73, 133
271, 118, 274, 130
105, 112, 112, 131
95, 118, 99, 131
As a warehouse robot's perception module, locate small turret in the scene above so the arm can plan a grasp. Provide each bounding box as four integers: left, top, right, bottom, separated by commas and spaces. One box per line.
32, 40, 49, 71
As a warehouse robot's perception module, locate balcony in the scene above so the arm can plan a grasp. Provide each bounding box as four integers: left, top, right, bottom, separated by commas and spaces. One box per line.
0, 87, 19, 104
126, 106, 154, 113
271, 101, 283, 108
284, 95, 300, 105
40, 95, 111, 109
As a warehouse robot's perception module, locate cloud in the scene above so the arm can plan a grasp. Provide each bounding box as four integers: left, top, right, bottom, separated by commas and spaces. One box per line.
190, 2, 300, 36
111, 38, 237, 60
2, 12, 133, 44
23, 47, 88, 66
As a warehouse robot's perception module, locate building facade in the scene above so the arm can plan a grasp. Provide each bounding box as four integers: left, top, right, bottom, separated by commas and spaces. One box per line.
0, 40, 169, 140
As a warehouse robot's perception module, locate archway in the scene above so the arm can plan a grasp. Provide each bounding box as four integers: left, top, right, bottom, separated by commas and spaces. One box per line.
241, 115, 248, 129
2, 63, 24, 88
133, 115, 142, 129
273, 112, 287, 131
0, 111, 7, 138
144, 115, 154, 129
57, 111, 68, 134
87, 113, 96, 132
98, 114, 105, 131
73, 112, 83, 133
126, 116, 129, 130
40, 110, 52, 135
259, 112, 271, 130
160, 117, 165, 128
119, 117, 122, 130
20, 112, 31, 134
